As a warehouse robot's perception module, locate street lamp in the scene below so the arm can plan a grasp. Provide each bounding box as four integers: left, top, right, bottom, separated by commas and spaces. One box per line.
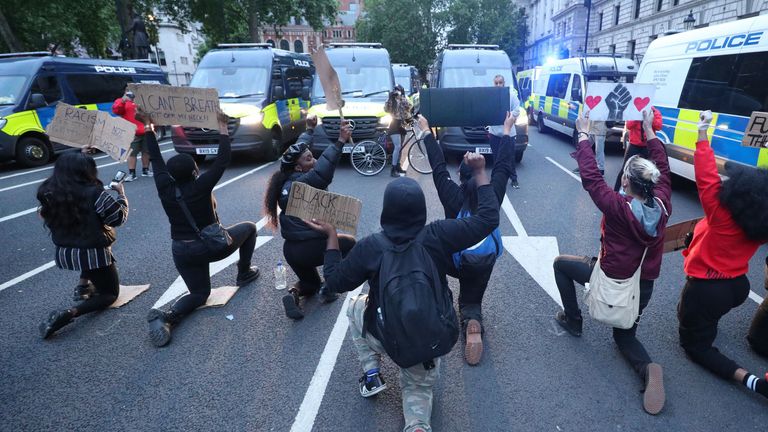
584, 0, 592, 55
172, 60, 178, 85
683, 10, 696, 31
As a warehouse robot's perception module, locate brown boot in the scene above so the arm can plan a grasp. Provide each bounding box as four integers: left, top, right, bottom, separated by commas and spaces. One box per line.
464, 319, 483, 366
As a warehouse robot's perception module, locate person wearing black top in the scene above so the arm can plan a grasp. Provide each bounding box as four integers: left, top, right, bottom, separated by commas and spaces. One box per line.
422, 112, 516, 365
305, 141, 499, 431
37, 150, 129, 339
264, 123, 354, 320
145, 112, 259, 347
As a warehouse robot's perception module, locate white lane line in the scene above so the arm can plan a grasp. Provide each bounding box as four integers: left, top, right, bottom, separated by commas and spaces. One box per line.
0, 261, 56, 293
501, 195, 527, 237
544, 154, 765, 305
213, 162, 273, 190
0, 148, 175, 193
290, 285, 363, 432
545, 156, 581, 182
0, 207, 37, 223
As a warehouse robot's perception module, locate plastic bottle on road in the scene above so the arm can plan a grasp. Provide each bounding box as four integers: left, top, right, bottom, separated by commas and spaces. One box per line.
274, 261, 287, 290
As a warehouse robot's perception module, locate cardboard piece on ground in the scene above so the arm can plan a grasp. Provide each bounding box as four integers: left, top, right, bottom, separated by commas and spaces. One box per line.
742, 111, 768, 148
91, 111, 136, 162
584, 83, 656, 122
110, 284, 151, 308
45, 102, 98, 148
663, 217, 702, 253
127, 83, 220, 129
418, 87, 509, 127
199, 286, 239, 308
310, 47, 343, 111
285, 182, 361, 235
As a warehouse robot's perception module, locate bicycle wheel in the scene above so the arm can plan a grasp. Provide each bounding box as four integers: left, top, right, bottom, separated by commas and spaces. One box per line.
408, 138, 433, 174
350, 140, 387, 176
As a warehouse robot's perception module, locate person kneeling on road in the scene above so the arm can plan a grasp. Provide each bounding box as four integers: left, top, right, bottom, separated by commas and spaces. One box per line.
37, 148, 129, 339
306, 147, 500, 432
553, 109, 672, 415
145, 112, 260, 347
422, 111, 516, 365
264, 122, 355, 320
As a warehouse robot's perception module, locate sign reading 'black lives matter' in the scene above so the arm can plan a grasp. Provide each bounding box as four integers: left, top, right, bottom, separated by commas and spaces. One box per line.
285, 182, 361, 235
127, 83, 221, 130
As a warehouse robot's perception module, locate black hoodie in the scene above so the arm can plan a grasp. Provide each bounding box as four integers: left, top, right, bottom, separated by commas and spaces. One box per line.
322, 177, 500, 340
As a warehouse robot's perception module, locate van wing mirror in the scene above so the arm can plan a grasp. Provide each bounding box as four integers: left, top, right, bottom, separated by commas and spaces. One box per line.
573, 88, 582, 102
301, 86, 310, 100
28, 93, 47, 109
273, 85, 285, 100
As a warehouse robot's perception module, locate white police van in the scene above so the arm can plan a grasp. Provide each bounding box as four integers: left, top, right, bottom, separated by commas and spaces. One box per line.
636, 14, 768, 180
530, 55, 637, 145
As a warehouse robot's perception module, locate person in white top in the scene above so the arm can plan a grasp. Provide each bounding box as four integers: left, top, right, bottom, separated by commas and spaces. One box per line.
488, 75, 521, 188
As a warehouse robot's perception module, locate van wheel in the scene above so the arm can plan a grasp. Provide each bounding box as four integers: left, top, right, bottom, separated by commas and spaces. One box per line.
527, 107, 534, 126
537, 113, 549, 134
265, 134, 282, 161
16, 137, 51, 167
193, 155, 206, 164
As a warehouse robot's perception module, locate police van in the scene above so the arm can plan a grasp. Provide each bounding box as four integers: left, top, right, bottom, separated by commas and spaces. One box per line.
531, 55, 637, 145
392, 63, 420, 96
172, 44, 313, 162
429, 44, 529, 162
636, 14, 768, 180
517, 66, 541, 117
308, 43, 394, 154
0, 53, 168, 166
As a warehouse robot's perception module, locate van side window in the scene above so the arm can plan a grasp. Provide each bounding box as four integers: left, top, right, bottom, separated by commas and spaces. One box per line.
284, 69, 311, 99
29, 75, 62, 105
546, 74, 570, 99
679, 52, 768, 116
67, 74, 133, 104
570, 74, 583, 102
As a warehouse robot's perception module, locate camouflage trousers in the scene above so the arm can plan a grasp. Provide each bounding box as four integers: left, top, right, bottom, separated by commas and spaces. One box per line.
347, 294, 441, 432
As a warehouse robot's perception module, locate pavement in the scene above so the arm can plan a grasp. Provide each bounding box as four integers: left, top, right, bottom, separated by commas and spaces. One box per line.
1, 131, 766, 431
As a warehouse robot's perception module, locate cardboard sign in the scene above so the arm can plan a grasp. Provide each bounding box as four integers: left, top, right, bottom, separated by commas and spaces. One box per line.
742, 111, 768, 148
418, 87, 509, 127
311, 47, 343, 111
663, 217, 702, 253
285, 182, 361, 235
585, 83, 656, 122
127, 83, 220, 129
45, 103, 136, 161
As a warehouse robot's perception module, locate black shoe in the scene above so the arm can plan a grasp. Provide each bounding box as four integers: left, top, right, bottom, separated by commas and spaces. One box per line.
236, 266, 260, 287
572, 168, 580, 174
555, 311, 582, 337
40, 310, 74, 339
510, 180, 520, 189
319, 285, 339, 303
396, 163, 406, 174
359, 369, 387, 397
282, 290, 304, 320
292, 282, 319, 297
73, 282, 96, 301
390, 166, 399, 177
147, 309, 173, 347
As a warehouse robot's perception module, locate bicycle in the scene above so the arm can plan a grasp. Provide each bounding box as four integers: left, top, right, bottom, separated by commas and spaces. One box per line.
404, 124, 432, 175
343, 132, 389, 176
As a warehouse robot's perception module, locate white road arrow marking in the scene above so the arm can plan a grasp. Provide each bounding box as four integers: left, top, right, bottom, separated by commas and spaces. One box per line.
500, 195, 562, 307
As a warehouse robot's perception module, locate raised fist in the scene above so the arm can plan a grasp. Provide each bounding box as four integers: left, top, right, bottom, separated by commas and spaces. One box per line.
605, 83, 631, 121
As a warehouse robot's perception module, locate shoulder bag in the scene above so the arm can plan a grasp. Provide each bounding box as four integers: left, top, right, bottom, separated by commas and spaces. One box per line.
584, 248, 647, 329
174, 187, 232, 254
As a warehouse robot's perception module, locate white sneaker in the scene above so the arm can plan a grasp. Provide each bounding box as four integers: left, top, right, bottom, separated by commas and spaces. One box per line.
141, 170, 153, 177
124, 173, 138, 182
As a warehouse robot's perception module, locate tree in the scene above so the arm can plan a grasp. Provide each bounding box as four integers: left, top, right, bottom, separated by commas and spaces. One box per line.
356, 0, 444, 77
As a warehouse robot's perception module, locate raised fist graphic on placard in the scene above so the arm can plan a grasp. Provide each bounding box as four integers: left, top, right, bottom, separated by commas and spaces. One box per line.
605, 83, 632, 121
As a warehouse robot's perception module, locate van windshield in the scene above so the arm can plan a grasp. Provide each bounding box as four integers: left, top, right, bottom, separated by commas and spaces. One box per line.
394, 74, 412, 94
313, 66, 392, 99
190, 67, 268, 98
0, 75, 28, 105
442, 68, 513, 89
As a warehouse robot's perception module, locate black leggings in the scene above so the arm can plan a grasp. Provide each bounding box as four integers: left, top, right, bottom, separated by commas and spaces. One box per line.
283, 235, 356, 294
170, 222, 257, 317
457, 262, 495, 324
554, 255, 655, 378
73, 264, 119, 316
748, 296, 768, 358
677, 276, 750, 379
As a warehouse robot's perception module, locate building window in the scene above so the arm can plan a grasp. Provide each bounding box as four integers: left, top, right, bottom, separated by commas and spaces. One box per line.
280, 39, 290, 50
673, 0, 679, 5
266, 39, 275, 48
180, 56, 188, 65
634, 0, 641, 19
610, 44, 616, 54
157, 49, 166, 66
176, 33, 184, 42
628, 40, 636, 60
184, 72, 191, 84
347, 30, 351, 38
614, 5, 620, 26
294, 39, 304, 53
657, 0, 663, 12
595, 47, 600, 53
598, 12, 603, 31
188, 44, 192, 55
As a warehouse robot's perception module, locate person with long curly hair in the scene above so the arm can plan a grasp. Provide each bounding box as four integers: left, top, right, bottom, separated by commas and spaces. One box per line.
677, 110, 768, 402
264, 122, 354, 320
37, 149, 129, 339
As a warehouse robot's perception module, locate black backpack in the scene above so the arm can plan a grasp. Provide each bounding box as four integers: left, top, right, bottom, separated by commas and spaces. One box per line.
372, 233, 459, 369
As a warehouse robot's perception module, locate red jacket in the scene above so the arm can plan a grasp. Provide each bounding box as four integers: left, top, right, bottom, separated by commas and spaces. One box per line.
625, 106, 662, 147
112, 98, 145, 136
682, 140, 762, 279
576, 136, 672, 280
